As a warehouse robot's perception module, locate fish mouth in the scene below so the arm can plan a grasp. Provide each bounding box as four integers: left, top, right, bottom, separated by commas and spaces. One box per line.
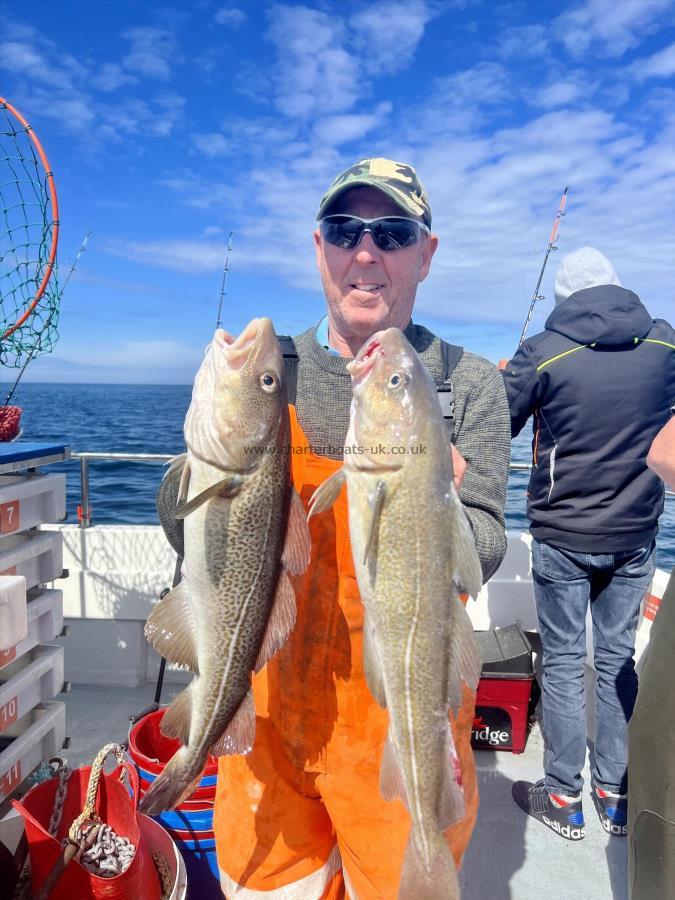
347, 336, 382, 385
215, 317, 272, 371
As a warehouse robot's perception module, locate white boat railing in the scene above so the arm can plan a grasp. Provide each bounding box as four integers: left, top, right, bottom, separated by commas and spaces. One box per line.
69, 451, 675, 528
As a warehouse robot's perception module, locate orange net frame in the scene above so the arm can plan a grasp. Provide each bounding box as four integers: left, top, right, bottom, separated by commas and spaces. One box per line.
0, 97, 60, 364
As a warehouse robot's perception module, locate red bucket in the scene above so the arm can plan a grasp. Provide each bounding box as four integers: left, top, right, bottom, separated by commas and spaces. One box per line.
13, 761, 160, 900
128, 709, 218, 801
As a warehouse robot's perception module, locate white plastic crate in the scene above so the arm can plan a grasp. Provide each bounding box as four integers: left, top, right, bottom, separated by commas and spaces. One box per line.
0, 645, 64, 736
0, 574, 27, 651
0, 591, 63, 672
0, 530, 63, 588
0, 474, 66, 536
0, 701, 66, 802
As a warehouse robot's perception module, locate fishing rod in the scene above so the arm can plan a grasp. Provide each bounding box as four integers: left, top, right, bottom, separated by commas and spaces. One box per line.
519, 187, 569, 345
214, 231, 234, 330
3, 231, 93, 406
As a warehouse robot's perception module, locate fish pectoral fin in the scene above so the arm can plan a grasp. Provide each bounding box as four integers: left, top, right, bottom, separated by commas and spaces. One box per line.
448, 484, 483, 600
145, 581, 199, 673
362, 615, 387, 708
254, 569, 297, 673
174, 473, 244, 520
211, 689, 256, 756
307, 468, 346, 519
447, 597, 481, 716
156, 453, 188, 558
379, 733, 408, 808
439, 727, 466, 829
282, 487, 312, 575
160, 684, 192, 745
363, 480, 387, 566
176, 454, 191, 505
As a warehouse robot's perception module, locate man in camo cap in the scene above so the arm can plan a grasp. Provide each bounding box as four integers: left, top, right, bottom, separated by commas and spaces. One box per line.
214, 158, 511, 899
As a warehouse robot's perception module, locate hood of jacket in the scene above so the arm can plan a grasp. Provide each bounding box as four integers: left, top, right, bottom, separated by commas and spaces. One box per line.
545, 284, 655, 345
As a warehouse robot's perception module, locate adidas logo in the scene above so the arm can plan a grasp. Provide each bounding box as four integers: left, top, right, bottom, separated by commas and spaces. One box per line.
543, 816, 585, 840
601, 819, 627, 836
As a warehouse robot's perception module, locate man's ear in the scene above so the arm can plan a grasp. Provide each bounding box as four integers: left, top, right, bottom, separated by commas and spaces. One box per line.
418, 234, 438, 283
313, 228, 323, 270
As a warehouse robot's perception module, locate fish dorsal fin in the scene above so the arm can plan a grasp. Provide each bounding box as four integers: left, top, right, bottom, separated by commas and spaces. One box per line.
362, 614, 387, 708
211, 689, 256, 756
145, 581, 199, 673
307, 468, 346, 519
438, 726, 466, 829
363, 480, 387, 566
447, 597, 481, 716
160, 683, 192, 745
254, 569, 297, 673
282, 487, 311, 575
379, 732, 408, 808
448, 485, 482, 600
174, 473, 244, 520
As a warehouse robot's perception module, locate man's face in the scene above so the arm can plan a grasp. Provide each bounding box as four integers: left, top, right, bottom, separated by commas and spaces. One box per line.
313, 186, 438, 346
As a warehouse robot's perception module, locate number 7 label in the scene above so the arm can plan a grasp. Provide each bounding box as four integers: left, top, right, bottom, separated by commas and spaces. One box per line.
0, 500, 20, 534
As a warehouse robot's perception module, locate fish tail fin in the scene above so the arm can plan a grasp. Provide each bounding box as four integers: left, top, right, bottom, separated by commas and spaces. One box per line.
399, 830, 460, 900
138, 747, 203, 815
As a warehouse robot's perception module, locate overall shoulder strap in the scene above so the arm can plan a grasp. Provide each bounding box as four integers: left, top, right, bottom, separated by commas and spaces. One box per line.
278, 335, 299, 405
437, 340, 464, 422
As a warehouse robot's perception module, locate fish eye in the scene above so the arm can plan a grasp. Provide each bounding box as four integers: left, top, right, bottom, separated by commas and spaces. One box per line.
260, 372, 278, 393
387, 372, 407, 391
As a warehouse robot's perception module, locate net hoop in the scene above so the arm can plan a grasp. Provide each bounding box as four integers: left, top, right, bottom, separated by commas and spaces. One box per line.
0, 97, 59, 341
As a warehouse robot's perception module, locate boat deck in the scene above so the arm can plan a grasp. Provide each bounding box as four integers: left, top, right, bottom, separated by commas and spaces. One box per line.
61, 679, 626, 900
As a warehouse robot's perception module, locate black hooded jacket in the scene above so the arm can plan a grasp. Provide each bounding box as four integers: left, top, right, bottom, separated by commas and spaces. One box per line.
504, 285, 675, 552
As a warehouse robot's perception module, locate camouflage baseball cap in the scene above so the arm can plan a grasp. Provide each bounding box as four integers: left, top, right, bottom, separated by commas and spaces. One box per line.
317, 158, 432, 227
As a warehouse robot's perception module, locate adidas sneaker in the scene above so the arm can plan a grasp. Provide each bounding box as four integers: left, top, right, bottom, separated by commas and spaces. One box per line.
590, 785, 627, 836
512, 779, 585, 841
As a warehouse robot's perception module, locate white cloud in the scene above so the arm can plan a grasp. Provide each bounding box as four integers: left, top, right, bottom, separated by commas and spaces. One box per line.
498, 24, 549, 59
552, 0, 672, 58
633, 41, 675, 80
350, 1, 434, 73
108, 239, 230, 273
122, 27, 177, 80
266, 6, 358, 117
530, 80, 585, 109
191, 133, 232, 157
313, 103, 393, 146
214, 6, 247, 28
91, 63, 138, 92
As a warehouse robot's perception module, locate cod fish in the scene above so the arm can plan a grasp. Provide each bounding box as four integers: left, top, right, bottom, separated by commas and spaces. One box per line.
140, 317, 311, 815
309, 328, 482, 900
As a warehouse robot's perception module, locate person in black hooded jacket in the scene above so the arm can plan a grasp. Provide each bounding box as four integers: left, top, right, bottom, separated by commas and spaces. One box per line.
504, 247, 675, 842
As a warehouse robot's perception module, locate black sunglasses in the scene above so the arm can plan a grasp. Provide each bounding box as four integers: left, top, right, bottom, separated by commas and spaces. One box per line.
319, 214, 430, 252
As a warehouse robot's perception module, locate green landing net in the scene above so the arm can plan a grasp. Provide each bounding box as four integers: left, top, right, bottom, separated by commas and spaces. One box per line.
1, 98, 60, 369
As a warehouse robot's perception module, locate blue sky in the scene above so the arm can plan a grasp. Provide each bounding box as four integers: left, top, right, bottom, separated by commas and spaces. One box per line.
2, 0, 675, 384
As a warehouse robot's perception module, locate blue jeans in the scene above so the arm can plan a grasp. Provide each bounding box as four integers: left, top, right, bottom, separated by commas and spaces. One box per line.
531, 539, 655, 796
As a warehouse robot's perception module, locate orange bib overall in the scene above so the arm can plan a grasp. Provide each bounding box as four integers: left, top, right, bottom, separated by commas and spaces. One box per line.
214, 407, 478, 899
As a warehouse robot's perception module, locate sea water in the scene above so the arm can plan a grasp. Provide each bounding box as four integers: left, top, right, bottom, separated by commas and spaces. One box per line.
7, 382, 675, 571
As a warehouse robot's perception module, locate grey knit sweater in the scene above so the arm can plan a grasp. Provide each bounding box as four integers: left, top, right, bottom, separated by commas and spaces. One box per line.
293, 321, 511, 582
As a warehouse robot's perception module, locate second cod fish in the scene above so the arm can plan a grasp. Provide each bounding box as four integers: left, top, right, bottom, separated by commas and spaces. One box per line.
309, 327, 482, 900
140, 317, 311, 815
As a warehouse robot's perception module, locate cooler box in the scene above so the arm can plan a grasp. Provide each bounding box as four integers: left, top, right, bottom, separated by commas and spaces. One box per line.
471, 624, 535, 754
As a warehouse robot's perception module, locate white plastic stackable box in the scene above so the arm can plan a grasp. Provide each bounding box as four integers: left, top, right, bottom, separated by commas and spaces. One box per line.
0, 531, 63, 588
0, 701, 66, 803
0, 574, 27, 651
0, 591, 64, 673
0, 645, 64, 737
0, 474, 66, 536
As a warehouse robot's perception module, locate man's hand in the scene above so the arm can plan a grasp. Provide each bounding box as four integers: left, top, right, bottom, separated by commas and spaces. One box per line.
451, 443, 467, 491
